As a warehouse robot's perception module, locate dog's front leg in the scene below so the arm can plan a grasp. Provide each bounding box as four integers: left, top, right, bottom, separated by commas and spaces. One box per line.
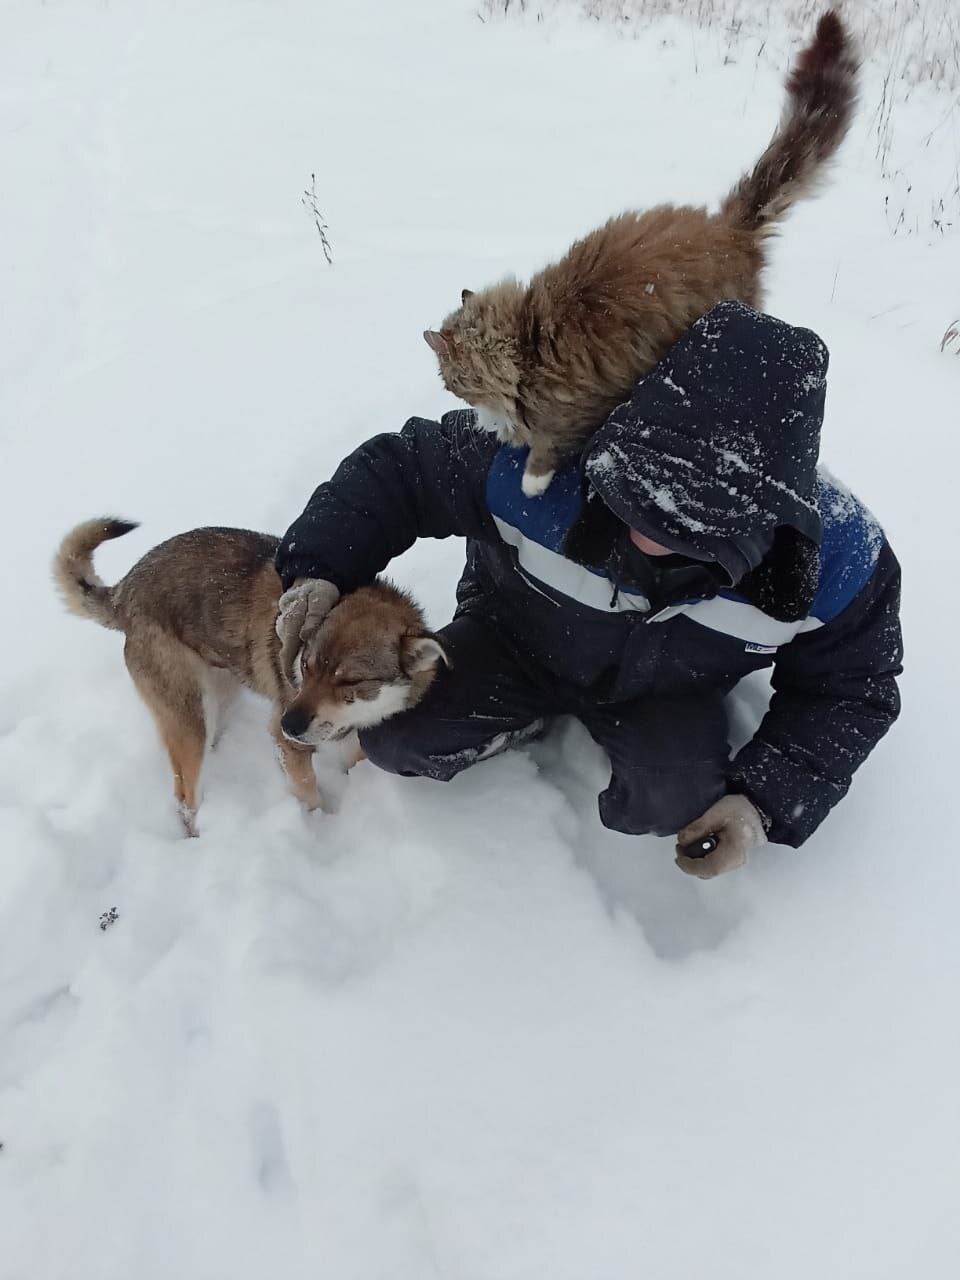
339, 731, 366, 772
270, 712, 332, 813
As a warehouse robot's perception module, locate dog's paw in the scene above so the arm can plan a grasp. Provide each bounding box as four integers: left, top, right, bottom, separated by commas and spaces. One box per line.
177, 801, 199, 838
317, 789, 340, 816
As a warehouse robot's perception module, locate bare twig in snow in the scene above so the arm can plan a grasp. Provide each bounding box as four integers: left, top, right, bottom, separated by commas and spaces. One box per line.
302, 173, 334, 265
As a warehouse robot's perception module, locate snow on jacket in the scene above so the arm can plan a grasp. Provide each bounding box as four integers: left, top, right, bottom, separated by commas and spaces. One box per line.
277, 303, 903, 846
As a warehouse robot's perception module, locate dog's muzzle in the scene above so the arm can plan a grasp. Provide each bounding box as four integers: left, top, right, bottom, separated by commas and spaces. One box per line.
280, 709, 353, 746
280, 706, 317, 743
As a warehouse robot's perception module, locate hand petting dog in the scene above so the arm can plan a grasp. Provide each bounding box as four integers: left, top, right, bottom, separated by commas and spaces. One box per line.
276, 578, 340, 683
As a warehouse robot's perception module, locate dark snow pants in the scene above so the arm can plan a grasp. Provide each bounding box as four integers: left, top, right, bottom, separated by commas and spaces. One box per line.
360, 615, 729, 837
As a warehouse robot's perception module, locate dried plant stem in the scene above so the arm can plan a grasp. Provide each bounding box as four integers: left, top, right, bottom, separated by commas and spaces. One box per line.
302, 173, 333, 265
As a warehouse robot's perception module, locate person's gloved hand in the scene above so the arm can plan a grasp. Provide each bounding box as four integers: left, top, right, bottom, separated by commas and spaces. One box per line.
675, 794, 767, 879
276, 578, 340, 681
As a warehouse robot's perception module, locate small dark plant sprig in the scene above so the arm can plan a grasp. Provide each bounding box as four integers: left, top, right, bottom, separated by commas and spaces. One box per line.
302, 173, 333, 265
99, 907, 119, 932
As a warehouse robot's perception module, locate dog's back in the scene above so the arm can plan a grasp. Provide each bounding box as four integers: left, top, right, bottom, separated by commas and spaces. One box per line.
113, 528, 281, 680
54, 520, 283, 691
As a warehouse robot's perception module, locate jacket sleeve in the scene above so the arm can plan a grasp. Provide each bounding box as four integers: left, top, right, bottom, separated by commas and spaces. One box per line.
727, 540, 903, 847
275, 410, 499, 591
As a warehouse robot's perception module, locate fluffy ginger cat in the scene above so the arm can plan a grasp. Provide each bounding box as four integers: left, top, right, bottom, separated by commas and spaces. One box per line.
424, 10, 858, 497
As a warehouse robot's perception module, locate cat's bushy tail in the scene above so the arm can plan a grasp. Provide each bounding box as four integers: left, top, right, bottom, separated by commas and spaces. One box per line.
721, 10, 858, 233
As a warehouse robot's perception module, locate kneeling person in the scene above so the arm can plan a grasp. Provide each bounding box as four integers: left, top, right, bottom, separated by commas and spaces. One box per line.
275, 304, 903, 878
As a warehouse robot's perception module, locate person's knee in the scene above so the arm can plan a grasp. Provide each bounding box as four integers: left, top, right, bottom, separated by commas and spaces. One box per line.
360, 717, 431, 778
598, 764, 725, 837
358, 717, 473, 782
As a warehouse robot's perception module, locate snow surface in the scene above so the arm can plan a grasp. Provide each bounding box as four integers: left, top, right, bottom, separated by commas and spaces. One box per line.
2, 1, 959, 1276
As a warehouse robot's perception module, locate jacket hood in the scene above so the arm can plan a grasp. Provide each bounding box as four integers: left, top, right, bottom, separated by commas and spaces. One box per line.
584, 301, 828, 556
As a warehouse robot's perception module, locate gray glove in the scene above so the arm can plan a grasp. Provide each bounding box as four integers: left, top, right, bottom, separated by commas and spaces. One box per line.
276, 578, 340, 682
675, 794, 767, 880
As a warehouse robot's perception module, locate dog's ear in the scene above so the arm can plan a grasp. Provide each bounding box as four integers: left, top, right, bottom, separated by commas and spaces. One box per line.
461, 288, 474, 305
423, 330, 449, 358
401, 633, 451, 674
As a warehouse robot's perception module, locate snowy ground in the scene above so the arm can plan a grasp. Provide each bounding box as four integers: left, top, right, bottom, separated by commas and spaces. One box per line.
2, 1, 959, 1276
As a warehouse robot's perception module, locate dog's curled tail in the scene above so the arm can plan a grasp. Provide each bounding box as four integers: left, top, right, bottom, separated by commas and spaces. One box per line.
53, 517, 138, 631
721, 10, 859, 233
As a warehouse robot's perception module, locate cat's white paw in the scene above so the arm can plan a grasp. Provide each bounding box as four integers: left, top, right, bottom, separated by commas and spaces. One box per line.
521, 467, 555, 498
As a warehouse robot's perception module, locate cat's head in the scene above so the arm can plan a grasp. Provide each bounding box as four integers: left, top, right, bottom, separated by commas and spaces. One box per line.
424, 282, 529, 446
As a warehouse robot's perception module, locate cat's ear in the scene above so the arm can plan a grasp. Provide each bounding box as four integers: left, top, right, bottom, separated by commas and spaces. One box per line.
461, 289, 474, 305
423, 330, 449, 358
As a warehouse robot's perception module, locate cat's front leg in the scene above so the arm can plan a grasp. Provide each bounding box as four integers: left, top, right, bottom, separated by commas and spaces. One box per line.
522, 445, 557, 498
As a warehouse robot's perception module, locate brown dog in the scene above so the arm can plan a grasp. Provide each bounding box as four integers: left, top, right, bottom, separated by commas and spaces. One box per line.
53, 519, 447, 836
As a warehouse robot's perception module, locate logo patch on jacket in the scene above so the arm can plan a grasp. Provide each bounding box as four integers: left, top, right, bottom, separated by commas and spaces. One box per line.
744, 642, 778, 654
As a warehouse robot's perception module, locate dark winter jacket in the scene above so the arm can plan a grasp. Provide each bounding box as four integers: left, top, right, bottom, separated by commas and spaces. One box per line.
277, 303, 902, 847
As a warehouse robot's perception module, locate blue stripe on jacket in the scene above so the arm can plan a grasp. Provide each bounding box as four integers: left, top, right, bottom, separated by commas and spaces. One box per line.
486, 445, 883, 627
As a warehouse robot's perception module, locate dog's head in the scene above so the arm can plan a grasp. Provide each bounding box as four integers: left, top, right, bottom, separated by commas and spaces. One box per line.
279, 582, 448, 748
